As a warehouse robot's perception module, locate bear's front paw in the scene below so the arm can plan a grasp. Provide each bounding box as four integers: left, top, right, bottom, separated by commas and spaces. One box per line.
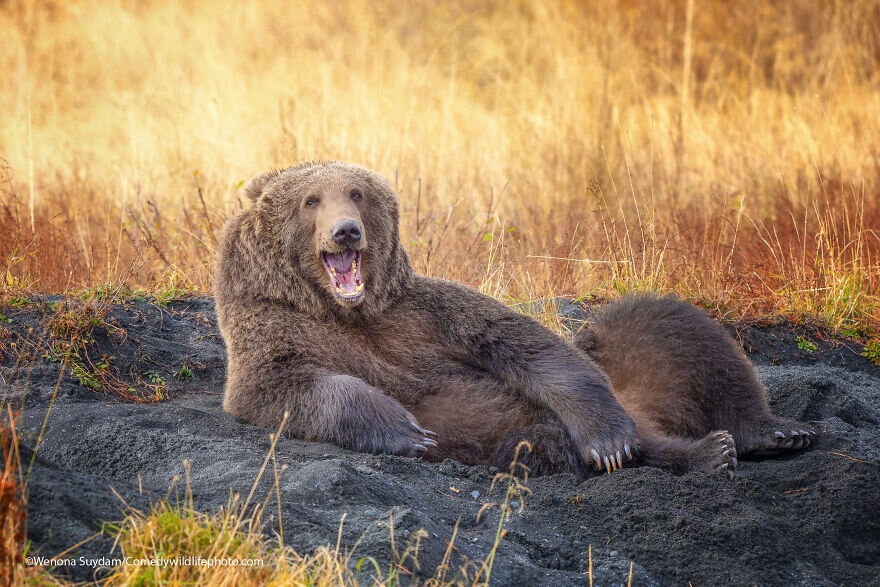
355, 395, 438, 457
576, 421, 638, 474
374, 417, 438, 457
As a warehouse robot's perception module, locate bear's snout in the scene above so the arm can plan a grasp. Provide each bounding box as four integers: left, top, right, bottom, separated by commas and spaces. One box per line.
331, 220, 363, 248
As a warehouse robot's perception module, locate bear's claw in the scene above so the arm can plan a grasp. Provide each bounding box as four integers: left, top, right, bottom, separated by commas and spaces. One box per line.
408, 421, 439, 453
692, 430, 738, 478
776, 428, 815, 450
591, 442, 635, 474
743, 418, 817, 454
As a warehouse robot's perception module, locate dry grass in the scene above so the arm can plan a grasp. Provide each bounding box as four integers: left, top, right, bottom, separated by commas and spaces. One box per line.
0, 411, 27, 585
0, 0, 878, 331
99, 419, 394, 586
11, 415, 546, 586
102, 427, 543, 585
106, 500, 376, 586
0, 409, 64, 586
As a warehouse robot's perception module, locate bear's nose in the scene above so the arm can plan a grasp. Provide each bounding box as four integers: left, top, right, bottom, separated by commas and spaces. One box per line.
331, 220, 362, 247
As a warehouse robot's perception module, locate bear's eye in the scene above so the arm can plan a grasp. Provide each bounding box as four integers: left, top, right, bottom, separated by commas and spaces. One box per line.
350, 190, 363, 202
304, 196, 319, 208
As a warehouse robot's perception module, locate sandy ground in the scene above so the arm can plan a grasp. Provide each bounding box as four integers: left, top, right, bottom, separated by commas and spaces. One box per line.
2, 297, 878, 585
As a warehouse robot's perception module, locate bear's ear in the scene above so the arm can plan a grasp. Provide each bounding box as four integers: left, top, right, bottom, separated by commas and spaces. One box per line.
242, 170, 279, 202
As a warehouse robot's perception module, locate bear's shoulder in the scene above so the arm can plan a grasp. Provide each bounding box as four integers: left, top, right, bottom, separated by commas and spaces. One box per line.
389, 275, 524, 341
403, 275, 506, 313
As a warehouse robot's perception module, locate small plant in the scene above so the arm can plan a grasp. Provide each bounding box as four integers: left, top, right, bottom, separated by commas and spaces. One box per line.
44, 306, 115, 392
144, 370, 165, 385
75, 283, 147, 304
144, 370, 168, 400
6, 297, 30, 308
48, 302, 111, 341
862, 339, 880, 366
71, 361, 96, 389
67, 353, 113, 391
151, 268, 199, 306
796, 336, 818, 352
474, 440, 533, 584
839, 323, 869, 340
0, 312, 10, 323
175, 363, 195, 382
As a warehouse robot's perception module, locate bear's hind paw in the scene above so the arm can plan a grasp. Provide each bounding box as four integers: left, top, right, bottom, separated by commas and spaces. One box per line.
693, 430, 738, 479
738, 417, 818, 455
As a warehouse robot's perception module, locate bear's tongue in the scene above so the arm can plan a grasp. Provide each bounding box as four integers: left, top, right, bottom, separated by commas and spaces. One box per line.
322, 250, 363, 297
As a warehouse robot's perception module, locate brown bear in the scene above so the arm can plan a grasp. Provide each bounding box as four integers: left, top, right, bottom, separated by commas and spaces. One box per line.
574, 293, 817, 474
215, 161, 735, 478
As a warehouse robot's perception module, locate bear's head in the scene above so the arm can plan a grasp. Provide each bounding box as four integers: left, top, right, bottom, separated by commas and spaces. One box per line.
216, 161, 413, 318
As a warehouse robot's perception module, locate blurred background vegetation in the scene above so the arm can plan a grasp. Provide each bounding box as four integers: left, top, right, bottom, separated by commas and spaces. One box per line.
1, 0, 878, 330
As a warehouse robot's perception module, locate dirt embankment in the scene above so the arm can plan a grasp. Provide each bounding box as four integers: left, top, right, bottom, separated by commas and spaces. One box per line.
1, 297, 878, 585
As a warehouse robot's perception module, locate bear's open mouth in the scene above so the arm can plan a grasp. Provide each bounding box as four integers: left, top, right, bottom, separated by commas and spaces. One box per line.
320, 249, 364, 301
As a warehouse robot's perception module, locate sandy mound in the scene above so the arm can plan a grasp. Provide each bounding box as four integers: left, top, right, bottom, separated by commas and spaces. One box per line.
2, 297, 878, 584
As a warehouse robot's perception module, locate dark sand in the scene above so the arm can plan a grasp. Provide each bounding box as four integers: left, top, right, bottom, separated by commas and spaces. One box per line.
2, 297, 878, 585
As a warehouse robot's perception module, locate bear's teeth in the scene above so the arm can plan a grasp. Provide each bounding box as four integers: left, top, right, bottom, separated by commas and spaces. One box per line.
330, 267, 337, 275
334, 283, 364, 297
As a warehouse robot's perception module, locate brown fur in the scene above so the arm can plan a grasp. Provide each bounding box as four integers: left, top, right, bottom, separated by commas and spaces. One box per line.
215, 161, 637, 478
575, 293, 817, 475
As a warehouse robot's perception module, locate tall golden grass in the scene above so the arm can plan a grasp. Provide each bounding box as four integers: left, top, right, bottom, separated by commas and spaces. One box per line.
1, 0, 879, 329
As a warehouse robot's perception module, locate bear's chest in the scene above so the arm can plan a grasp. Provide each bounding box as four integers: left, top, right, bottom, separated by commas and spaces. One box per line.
297, 312, 485, 403
344, 315, 457, 373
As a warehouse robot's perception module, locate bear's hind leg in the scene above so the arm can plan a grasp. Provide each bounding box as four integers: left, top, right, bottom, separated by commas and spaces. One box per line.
492, 422, 589, 478
729, 416, 817, 456
638, 430, 737, 477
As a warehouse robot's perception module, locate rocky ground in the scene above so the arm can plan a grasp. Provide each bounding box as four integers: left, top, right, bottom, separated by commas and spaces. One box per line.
1, 296, 878, 585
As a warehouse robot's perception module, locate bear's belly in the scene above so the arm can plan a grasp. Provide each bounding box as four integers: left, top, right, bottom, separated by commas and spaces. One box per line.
282, 310, 548, 463
406, 375, 541, 465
